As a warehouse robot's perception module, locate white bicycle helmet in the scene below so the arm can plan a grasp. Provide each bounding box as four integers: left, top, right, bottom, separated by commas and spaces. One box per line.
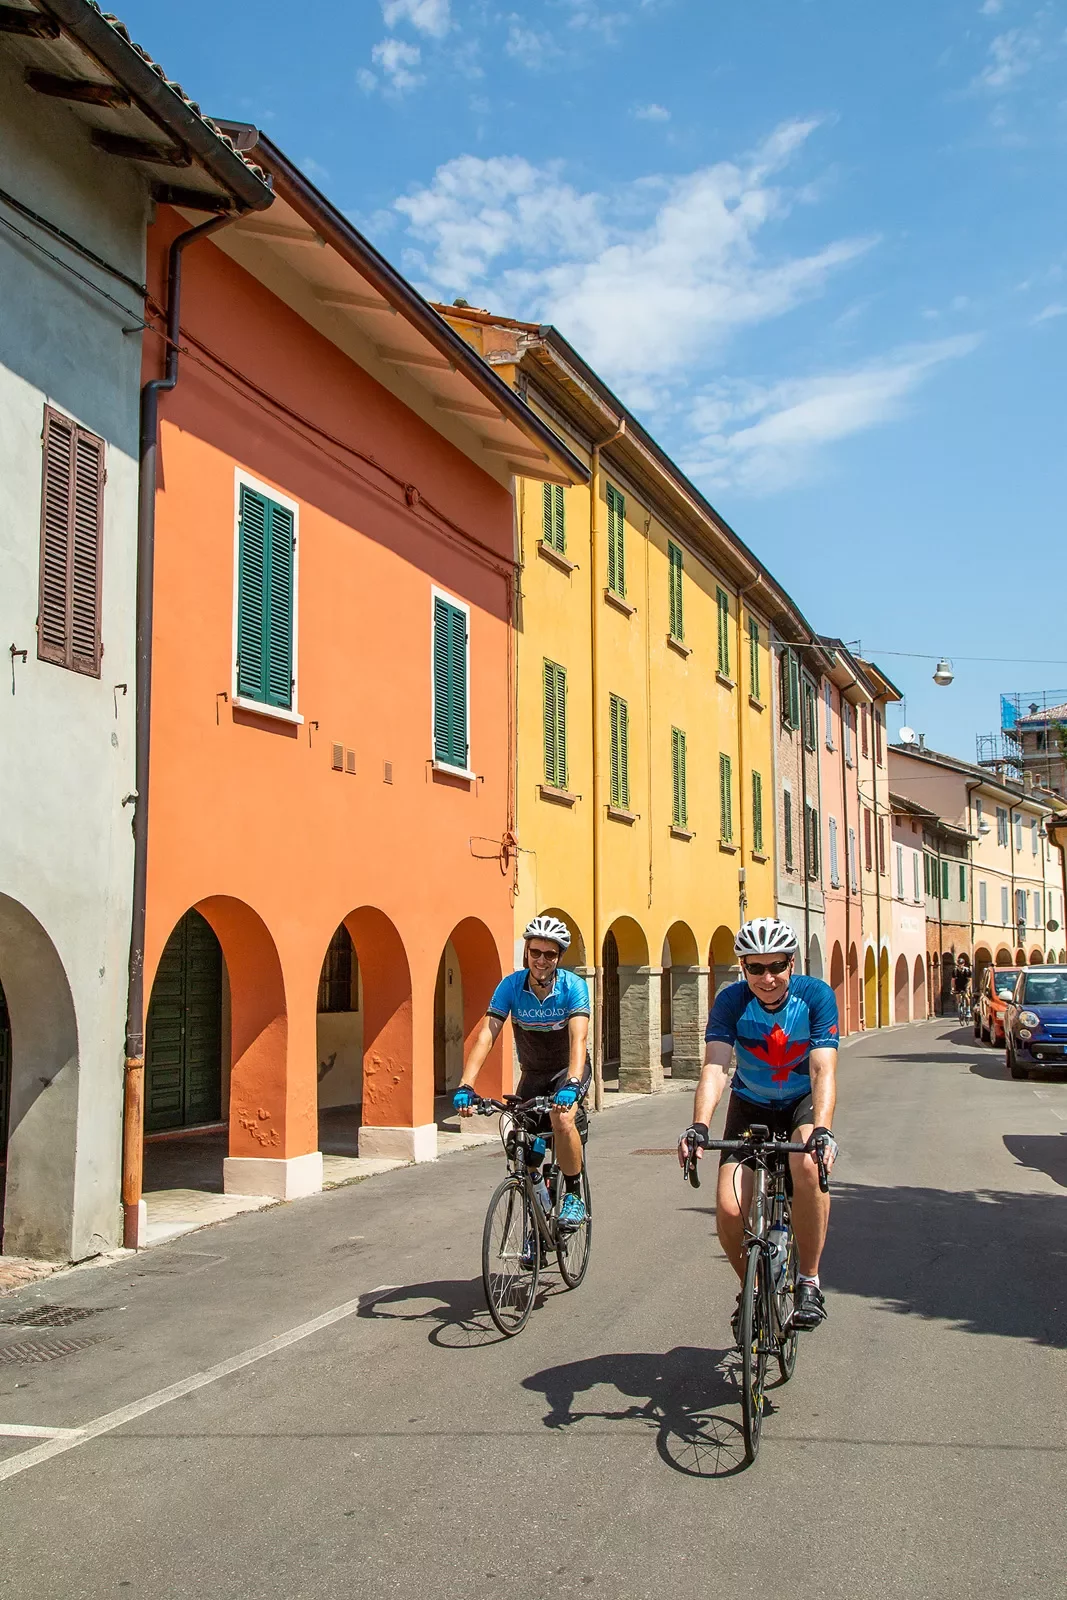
523, 914, 571, 952
733, 917, 799, 958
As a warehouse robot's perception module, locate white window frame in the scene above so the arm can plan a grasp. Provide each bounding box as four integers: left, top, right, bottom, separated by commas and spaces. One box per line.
913, 852, 921, 904
1001, 884, 1009, 925
828, 815, 840, 887
231, 467, 303, 725
1031, 817, 1039, 856
430, 584, 474, 780
896, 843, 904, 900
979, 880, 987, 923
824, 681, 834, 749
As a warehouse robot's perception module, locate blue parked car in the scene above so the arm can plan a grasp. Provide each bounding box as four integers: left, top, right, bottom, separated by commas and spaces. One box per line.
1004, 966, 1067, 1079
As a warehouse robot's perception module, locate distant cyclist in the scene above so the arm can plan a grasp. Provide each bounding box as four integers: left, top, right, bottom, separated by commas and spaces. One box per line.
678, 917, 839, 1335
454, 915, 590, 1230
952, 954, 973, 1023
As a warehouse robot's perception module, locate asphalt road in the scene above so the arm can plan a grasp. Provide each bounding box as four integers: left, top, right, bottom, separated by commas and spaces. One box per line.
1, 1019, 1065, 1600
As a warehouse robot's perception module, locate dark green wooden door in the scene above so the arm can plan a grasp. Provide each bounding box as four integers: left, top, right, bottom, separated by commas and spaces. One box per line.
0, 980, 11, 1157
145, 910, 223, 1133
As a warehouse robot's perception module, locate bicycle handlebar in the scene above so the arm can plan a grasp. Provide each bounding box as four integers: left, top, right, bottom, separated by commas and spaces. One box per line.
682, 1132, 829, 1193
471, 1094, 555, 1116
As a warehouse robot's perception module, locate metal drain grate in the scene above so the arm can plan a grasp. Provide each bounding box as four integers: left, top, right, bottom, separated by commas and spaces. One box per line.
0, 1335, 98, 1364
0, 1304, 104, 1329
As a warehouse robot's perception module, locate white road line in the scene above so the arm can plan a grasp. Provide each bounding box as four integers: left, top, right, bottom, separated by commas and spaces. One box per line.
0, 1424, 81, 1439
0, 1285, 389, 1485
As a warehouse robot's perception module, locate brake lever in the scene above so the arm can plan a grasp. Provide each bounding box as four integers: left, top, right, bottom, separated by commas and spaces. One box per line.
683, 1140, 701, 1189
816, 1148, 829, 1194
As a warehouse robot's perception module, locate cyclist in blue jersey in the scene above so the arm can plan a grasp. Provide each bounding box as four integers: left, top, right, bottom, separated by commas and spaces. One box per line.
454, 915, 591, 1229
678, 917, 839, 1334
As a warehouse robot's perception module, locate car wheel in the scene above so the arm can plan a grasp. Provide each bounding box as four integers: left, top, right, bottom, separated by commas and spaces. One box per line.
1008, 1045, 1028, 1081
973, 1014, 981, 1040
980, 1018, 990, 1043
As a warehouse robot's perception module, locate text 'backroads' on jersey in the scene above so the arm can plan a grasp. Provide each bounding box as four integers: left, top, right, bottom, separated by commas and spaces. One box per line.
705, 973, 839, 1105
487, 968, 590, 1077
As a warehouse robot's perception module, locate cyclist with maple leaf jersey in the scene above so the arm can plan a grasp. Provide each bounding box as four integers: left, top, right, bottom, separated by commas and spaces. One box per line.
678, 918, 839, 1334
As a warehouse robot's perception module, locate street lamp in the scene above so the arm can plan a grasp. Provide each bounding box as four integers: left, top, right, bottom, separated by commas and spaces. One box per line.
933, 658, 954, 687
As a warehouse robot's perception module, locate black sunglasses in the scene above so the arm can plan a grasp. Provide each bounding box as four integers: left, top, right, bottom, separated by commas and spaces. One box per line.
743, 957, 792, 976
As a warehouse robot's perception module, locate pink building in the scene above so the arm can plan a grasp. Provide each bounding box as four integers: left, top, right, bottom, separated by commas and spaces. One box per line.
888, 796, 930, 1021
817, 641, 870, 1034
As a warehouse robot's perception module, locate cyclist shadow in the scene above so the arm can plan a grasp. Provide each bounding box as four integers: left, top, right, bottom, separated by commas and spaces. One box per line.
357, 1277, 564, 1348
522, 1345, 767, 1478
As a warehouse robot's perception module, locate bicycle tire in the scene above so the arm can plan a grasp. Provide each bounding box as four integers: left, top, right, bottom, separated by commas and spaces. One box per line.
775, 1233, 798, 1383
555, 1165, 592, 1289
740, 1243, 769, 1464
482, 1176, 539, 1336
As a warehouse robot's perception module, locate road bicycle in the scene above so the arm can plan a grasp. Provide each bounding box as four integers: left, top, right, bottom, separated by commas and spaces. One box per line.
470, 1094, 592, 1336
956, 991, 972, 1025
683, 1125, 828, 1465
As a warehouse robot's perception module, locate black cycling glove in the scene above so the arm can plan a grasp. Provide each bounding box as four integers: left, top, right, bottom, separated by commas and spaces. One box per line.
807, 1126, 839, 1165
685, 1123, 710, 1149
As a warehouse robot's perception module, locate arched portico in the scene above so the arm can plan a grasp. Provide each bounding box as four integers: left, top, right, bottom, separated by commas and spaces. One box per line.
807, 935, 824, 981
604, 917, 659, 1093
878, 947, 890, 1027
848, 944, 860, 1032
863, 946, 877, 1029
830, 943, 845, 1031
913, 955, 926, 1019
710, 925, 739, 998
663, 921, 705, 1080
894, 954, 910, 1023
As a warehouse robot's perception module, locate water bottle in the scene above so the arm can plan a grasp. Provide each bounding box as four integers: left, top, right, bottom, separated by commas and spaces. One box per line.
768, 1220, 789, 1286
532, 1173, 551, 1215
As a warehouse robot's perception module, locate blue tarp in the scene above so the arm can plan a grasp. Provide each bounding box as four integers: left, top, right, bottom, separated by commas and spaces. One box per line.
1001, 694, 1018, 731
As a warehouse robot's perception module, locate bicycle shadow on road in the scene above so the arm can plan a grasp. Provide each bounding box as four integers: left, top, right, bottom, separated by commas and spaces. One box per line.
521, 1345, 759, 1478
357, 1277, 566, 1349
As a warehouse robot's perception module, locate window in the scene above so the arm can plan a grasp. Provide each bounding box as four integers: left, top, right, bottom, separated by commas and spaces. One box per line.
752, 769, 764, 853
996, 806, 1009, 846
1034, 890, 1042, 928
877, 815, 886, 875
432, 592, 469, 768
913, 851, 921, 903
959, 864, 967, 902
824, 681, 834, 748
802, 680, 817, 752
719, 752, 733, 841
236, 478, 296, 710
606, 483, 626, 596
1031, 817, 1039, 855
780, 648, 801, 730
975, 797, 984, 833
874, 708, 884, 766
317, 924, 358, 1013
863, 808, 872, 872
609, 692, 629, 808
1001, 885, 1009, 925
671, 727, 688, 828
829, 816, 840, 887
38, 405, 104, 676
805, 803, 820, 879
542, 660, 567, 789
941, 860, 950, 902
542, 483, 565, 553
668, 542, 684, 640
843, 703, 853, 763
860, 704, 870, 759
1015, 888, 1027, 927
716, 587, 730, 677
923, 852, 930, 895
979, 880, 987, 922
896, 843, 904, 898
748, 616, 761, 701
784, 787, 794, 869
848, 826, 858, 891
1014, 813, 1023, 853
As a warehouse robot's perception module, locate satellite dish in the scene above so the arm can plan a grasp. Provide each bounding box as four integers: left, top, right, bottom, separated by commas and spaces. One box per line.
898, 726, 917, 745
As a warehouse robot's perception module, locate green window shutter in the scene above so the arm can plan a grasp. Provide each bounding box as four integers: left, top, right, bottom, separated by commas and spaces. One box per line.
959, 864, 966, 901
543, 661, 556, 785
554, 485, 565, 553
789, 652, 800, 728
555, 663, 567, 789
607, 484, 625, 595
433, 597, 468, 767
668, 542, 684, 639
716, 588, 730, 676
784, 789, 794, 868
237, 485, 294, 709
941, 860, 949, 901
619, 696, 629, 808
749, 616, 760, 700
542, 483, 553, 546
671, 728, 687, 827
752, 769, 764, 853
543, 660, 567, 788
609, 693, 621, 806
542, 484, 565, 553
719, 752, 733, 841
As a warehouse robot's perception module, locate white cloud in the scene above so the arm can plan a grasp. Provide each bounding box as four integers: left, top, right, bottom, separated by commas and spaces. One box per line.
1032, 302, 1067, 323
382, 0, 451, 37
979, 1, 1004, 14
505, 22, 559, 69
394, 121, 874, 380
972, 28, 1042, 90
564, 1, 629, 41
372, 36, 423, 91
633, 102, 670, 121
681, 336, 981, 492
356, 67, 378, 92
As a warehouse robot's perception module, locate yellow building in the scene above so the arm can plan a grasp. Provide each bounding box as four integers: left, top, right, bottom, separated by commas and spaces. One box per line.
437, 307, 815, 1096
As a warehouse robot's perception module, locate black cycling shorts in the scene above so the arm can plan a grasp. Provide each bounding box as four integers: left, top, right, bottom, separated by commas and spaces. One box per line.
515, 1062, 591, 1140
719, 1089, 814, 1166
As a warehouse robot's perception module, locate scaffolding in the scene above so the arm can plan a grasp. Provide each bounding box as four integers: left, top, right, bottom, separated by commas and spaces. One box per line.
976, 690, 1067, 797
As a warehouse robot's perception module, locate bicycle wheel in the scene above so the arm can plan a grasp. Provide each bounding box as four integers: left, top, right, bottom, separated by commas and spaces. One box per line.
775, 1233, 798, 1383
556, 1165, 592, 1289
739, 1243, 769, 1464
482, 1177, 539, 1336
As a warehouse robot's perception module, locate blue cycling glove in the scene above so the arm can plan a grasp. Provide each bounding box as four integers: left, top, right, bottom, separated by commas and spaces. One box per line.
453, 1085, 476, 1111
553, 1079, 582, 1109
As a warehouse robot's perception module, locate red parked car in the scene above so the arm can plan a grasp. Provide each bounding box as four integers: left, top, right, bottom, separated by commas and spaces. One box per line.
974, 966, 1025, 1047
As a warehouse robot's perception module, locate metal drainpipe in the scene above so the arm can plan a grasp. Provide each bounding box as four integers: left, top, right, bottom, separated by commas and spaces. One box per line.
122, 211, 243, 1249
589, 420, 624, 1113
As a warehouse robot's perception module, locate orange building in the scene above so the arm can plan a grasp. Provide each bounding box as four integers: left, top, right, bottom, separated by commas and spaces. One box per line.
132, 131, 584, 1229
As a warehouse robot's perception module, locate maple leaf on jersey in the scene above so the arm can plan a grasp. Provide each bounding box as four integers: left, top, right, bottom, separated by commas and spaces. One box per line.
744, 1023, 809, 1082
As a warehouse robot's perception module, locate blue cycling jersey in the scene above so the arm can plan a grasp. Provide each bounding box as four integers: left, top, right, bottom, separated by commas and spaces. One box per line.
487, 968, 590, 1077
705, 974, 839, 1105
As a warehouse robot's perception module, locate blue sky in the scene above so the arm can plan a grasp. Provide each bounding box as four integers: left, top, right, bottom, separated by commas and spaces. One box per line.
121, 0, 1067, 757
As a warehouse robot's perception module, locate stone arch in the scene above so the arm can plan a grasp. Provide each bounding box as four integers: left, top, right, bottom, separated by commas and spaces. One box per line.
974, 945, 992, 992
878, 946, 890, 1027
807, 935, 824, 981
663, 921, 703, 1081
995, 946, 1013, 965
538, 907, 587, 970
1015, 947, 1026, 965
913, 955, 926, 1020
894, 955, 910, 1023
604, 917, 658, 1094
328, 908, 414, 1160
710, 924, 739, 997
848, 943, 860, 1031
931, 951, 942, 1016
863, 945, 877, 1029
440, 916, 505, 1107
830, 942, 845, 1029
0, 894, 80, 1260
1029, 948, 1044, 964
